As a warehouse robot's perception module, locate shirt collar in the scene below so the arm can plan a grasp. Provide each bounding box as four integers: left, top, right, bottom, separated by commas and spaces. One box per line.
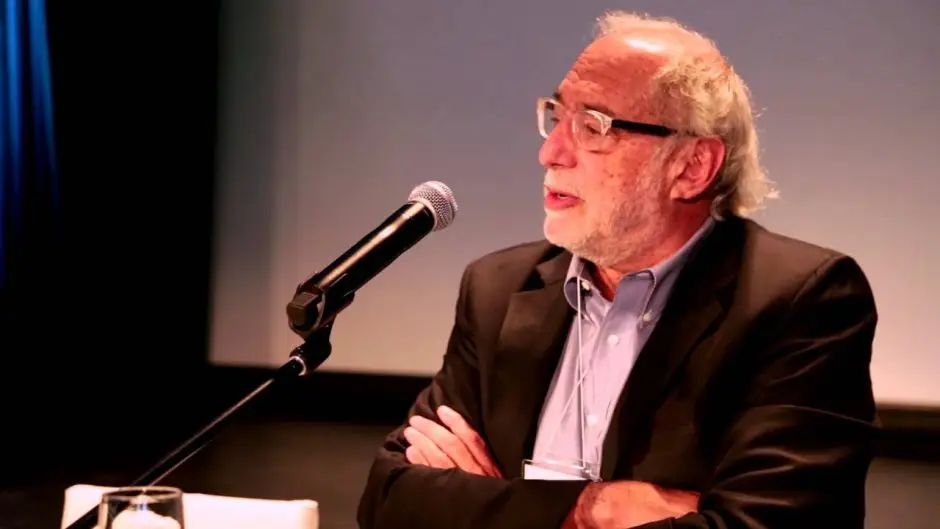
563, 217, 716, 314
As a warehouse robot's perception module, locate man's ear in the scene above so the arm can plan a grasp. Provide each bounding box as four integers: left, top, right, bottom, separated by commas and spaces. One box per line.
669, 137, 725, 201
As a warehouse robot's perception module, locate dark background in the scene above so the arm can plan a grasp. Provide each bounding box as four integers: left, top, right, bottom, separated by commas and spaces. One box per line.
0, 3, 937, 528
1, 2, 221, 483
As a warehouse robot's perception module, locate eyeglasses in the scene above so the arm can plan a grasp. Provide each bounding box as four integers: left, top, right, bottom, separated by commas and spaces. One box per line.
536, 96, 676, 152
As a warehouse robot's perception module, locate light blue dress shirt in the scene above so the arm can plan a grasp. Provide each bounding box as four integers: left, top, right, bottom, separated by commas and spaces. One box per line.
531, 219, 716, 477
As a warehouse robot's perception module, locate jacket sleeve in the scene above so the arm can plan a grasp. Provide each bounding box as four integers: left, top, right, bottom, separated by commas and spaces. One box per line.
643, 255, 879, 529
356, 264, 589, 529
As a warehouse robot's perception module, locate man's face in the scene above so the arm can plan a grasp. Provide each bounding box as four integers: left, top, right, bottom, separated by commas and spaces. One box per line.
539, 36, 677, 268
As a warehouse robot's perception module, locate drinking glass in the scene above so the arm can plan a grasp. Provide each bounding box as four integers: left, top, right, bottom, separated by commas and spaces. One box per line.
97, 486, 185, 529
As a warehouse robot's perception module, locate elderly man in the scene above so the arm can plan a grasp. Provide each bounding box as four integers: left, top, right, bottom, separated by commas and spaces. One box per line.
357, 10, 877, 529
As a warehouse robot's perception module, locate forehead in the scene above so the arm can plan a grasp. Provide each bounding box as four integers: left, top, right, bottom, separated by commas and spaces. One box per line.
555, 35, 669, 117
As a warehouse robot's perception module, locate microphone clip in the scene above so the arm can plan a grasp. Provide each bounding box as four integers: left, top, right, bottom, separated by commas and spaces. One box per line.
285, 284, 355, 342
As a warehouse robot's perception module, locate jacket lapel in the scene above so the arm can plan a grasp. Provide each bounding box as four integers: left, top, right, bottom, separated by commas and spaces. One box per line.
600, 218, 744, 479
488, 250, 573, 478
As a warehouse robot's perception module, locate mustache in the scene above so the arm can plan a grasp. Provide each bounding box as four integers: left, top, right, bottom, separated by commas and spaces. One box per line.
543, 170, 582, 197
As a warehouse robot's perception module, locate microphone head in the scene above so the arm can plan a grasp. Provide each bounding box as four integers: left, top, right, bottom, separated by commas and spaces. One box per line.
409, 181, 458, 231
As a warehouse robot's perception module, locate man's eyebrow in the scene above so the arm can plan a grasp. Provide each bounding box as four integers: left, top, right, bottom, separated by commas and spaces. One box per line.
552, 91, 615, 116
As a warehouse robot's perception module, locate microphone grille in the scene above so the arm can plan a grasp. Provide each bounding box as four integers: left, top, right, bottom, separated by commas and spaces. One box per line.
409, 181, 458, 231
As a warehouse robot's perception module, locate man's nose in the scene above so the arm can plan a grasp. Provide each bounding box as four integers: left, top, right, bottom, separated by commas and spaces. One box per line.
538, 125, 577, 170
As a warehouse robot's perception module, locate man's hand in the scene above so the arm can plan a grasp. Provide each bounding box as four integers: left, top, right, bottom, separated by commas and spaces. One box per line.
563, 480, 700, 529
403, 405, 503, 478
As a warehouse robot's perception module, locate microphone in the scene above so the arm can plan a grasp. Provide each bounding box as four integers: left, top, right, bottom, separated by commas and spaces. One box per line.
63, 182, 457, 529
286, 180, 457, 339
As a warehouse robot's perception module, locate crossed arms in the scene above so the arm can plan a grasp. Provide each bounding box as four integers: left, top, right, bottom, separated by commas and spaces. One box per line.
356, 254, 878, 529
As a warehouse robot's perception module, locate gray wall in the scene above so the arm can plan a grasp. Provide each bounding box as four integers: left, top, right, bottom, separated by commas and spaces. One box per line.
208, 1, 940, 407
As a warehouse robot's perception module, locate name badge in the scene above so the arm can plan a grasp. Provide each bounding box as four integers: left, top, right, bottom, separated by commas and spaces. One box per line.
521, 459, 599, 481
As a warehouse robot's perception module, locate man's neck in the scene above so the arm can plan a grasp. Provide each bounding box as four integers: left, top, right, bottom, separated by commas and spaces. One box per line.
590, 212, 711, 301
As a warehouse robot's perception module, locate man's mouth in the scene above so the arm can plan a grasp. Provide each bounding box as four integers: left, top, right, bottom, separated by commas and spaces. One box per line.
544, 186, 582, 210
545, 186, 579, 200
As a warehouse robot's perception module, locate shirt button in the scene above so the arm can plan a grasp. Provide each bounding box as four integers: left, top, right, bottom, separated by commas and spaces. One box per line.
642, 311, 653, 323
607, 334, 620, 346
586, 414, 599, 426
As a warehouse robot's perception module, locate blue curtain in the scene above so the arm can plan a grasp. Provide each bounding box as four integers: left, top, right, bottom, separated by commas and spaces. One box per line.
0, 0, 59, 290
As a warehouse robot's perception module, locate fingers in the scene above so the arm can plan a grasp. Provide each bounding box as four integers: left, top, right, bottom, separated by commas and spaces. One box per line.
405, 445, 428, 466
401, 407, 503, 478
407, 415, 487, 474
403, 424, 456, 470
436, 406, 503, 477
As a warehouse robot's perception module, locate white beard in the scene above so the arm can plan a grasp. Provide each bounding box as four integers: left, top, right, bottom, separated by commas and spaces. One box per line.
543, 155, 670, 268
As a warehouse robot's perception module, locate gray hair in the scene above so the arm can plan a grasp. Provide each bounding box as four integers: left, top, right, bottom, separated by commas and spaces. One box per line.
595, 11, 778, 218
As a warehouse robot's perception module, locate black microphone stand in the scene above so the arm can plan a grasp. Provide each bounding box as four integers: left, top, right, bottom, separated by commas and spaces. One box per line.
64, 293, 337, 529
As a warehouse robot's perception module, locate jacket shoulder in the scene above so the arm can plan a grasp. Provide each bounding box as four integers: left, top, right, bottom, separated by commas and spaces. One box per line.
457, 239, 564, 299
742, 219, 856, 273
737, 218, 874, 302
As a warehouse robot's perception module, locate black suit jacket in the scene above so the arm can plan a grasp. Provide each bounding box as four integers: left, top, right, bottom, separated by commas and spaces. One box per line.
357, 216, 878, 529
